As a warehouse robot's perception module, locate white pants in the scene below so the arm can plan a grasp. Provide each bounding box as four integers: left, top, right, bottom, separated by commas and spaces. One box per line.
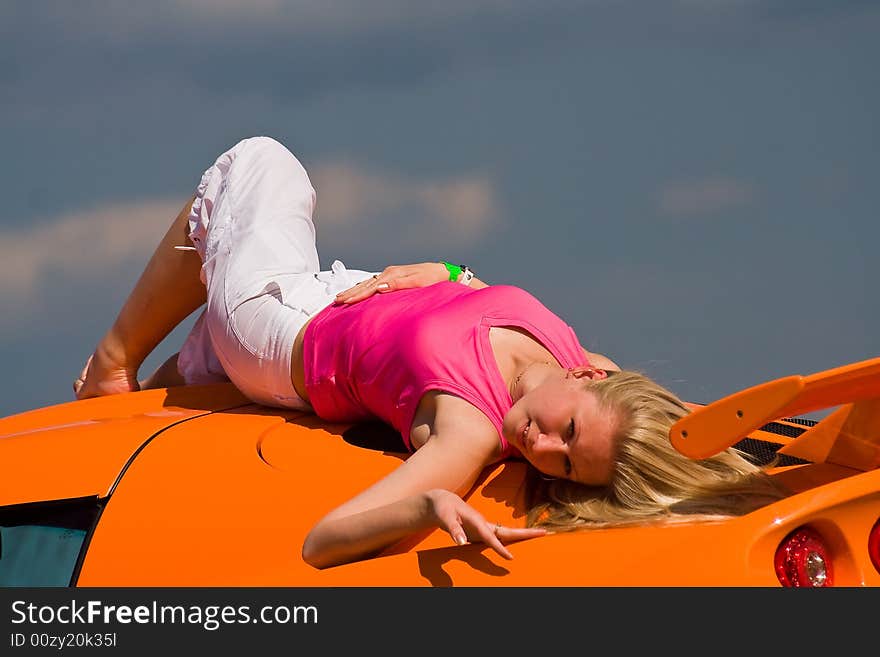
177, 136, 375, 409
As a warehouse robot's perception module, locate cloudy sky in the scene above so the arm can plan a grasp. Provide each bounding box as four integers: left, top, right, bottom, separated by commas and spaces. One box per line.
1, 1, 877, 420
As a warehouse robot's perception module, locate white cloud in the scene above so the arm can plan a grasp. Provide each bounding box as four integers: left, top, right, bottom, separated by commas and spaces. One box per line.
0, 162, 496, 326
0, 199, 184, 304
310, 162, 496, 244
657, 176, 755, 217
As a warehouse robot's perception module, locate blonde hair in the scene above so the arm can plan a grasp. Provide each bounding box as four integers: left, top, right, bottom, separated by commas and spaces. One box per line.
526, 370, 789, 531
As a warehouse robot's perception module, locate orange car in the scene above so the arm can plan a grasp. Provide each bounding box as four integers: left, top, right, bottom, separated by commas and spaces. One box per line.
1, 357, 878, 587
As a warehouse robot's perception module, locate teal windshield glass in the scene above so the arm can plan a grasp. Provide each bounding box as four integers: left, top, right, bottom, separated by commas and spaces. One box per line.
0, 497, 100, 587
0, 526, 87, 586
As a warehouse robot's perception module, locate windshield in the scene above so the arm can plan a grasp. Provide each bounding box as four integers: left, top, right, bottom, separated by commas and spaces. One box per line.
0, 497, 102, 587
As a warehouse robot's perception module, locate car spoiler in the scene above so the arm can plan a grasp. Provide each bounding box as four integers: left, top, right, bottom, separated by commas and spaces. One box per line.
670, 356, 880, 471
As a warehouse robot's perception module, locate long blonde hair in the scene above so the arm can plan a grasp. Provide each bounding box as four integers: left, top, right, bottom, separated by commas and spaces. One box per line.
526, 370, 789, 531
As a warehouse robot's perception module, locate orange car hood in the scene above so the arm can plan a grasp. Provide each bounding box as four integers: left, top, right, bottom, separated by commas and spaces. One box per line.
0, 385, 251, 506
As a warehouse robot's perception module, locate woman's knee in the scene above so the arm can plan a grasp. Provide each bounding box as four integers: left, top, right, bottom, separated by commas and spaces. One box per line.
241, 136, 302, 171
225, 136, 315, 213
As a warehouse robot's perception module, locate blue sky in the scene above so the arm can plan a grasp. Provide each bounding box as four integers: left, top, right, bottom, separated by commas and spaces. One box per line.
1, 1, 877, 419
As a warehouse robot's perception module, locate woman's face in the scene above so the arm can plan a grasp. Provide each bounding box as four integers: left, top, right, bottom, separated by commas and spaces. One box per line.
502, 369, 618, 486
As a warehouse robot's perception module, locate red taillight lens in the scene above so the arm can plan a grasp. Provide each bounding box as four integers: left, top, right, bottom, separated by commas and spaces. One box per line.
869, 518, 880, 574
774, 527, 833, 587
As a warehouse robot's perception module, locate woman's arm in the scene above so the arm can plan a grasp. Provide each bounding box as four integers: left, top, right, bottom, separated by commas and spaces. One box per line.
301, 396, 545, 569
333, 261, 489, 305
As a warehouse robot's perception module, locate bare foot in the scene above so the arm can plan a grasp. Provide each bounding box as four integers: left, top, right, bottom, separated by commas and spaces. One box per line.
73, 348, 141, 400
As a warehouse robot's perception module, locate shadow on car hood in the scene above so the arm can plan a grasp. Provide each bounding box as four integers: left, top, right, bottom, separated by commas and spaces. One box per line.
0, 384, 252, 506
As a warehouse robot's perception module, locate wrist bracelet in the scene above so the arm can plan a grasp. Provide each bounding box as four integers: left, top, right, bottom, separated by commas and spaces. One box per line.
442, 262, 475, 286
442, 262, 462, 282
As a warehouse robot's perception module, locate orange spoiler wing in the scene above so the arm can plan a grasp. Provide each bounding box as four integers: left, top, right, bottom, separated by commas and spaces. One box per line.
670, 356, 880, 471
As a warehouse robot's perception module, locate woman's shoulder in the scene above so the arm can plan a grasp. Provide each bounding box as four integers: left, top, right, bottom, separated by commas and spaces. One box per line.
584, 350, 621, 371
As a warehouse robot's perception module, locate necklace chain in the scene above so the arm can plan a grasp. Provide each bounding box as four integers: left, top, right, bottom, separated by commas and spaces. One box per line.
511, 361, 553, 395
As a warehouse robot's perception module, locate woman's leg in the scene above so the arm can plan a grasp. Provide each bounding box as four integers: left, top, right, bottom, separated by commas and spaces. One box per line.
76, 136, 322, 405
73, 194, 206, 399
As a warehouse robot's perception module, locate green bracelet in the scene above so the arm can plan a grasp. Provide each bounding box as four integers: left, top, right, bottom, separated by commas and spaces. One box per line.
442, 262, 462, 282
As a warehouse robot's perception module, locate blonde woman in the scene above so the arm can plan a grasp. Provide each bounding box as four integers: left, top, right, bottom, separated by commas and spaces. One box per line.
74, 136, 787, 569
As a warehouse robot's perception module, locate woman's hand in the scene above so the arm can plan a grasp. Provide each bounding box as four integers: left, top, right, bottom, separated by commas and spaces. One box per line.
423, 489, 547, 560
334, 262, 450, 305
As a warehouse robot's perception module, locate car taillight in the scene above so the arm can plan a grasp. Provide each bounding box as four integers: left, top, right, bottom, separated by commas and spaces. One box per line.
774, 527, 833, 587
869, 518, 880, 574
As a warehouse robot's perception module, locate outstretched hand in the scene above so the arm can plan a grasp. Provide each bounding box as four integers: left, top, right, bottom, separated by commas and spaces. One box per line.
424, 489, 547, 560
334, 262, 450, 305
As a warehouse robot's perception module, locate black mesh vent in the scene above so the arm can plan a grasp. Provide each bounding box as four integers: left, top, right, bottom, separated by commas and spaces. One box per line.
732, 437, 810, 467
734, 417, 815, 466
757, 421, 808, 439
781, 416, 819, 427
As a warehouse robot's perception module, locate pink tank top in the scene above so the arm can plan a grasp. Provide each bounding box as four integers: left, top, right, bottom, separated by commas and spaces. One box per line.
302, 283, 589, 455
